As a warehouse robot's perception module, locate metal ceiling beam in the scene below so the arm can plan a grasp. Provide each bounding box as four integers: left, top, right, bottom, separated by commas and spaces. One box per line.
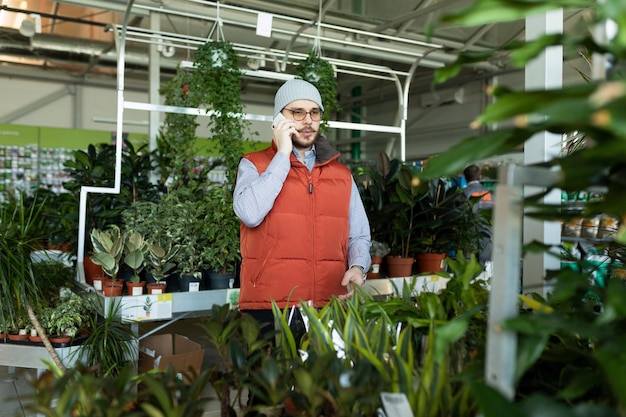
372, 0, 466, 33
54, 0, 149, 16
54, 0, 470, 66
1, 4, 109, 27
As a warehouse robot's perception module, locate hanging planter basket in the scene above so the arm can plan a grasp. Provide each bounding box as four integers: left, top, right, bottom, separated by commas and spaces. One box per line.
191, 40, 248, 186
295, 51, 339, 132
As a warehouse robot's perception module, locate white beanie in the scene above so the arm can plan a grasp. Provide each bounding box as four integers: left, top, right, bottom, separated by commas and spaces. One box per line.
273, 79, 324, 118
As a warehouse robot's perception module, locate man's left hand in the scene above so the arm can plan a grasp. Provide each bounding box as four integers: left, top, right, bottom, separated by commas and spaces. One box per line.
339, 266, 366, 299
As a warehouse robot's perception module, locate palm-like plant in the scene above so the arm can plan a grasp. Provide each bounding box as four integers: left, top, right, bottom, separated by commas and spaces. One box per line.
0, 191, 68, 369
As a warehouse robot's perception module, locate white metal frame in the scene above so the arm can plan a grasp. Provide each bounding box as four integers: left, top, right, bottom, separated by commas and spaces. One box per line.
75, 0, 427, 271
486, 164, 562, 398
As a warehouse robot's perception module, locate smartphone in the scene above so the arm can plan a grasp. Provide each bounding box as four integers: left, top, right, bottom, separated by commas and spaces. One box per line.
272, 112, 286, 128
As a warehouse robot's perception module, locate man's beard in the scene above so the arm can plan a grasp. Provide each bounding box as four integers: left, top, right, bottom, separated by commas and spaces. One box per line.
292, 130, 318, 149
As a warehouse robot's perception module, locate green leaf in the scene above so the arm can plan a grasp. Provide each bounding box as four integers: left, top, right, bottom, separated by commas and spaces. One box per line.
124, 250, 144, 270
89, 252, 115, 271
514, 333, 549, 383
510, 34, 564, 67
261, 356, 280, 387
434, 50, 496, 84
441, 0, 591, 26
240, 313, 261, 347
471, 382, 525, 417
434, 318, 468, 364
228, 340, 246, 371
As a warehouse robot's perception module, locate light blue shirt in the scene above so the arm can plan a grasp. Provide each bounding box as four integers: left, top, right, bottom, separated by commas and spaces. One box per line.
233, 145, 371, 273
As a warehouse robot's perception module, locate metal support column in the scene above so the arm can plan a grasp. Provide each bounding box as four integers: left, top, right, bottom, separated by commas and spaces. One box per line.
522, 10, 563, 297
486, 164, 561, 399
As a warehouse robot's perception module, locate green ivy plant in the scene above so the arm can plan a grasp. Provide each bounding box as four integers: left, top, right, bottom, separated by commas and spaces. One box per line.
157, 66, 199, 189
192, 40, 249, 187
295, 51, 339, 132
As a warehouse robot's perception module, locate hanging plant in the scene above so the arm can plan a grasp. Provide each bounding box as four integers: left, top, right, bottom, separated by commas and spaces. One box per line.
157, 66, 199, 189
295, 51, 340, 132
191, 40, 249, 187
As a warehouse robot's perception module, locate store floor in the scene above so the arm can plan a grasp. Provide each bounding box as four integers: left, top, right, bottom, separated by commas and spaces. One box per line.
0, 317, 223, 417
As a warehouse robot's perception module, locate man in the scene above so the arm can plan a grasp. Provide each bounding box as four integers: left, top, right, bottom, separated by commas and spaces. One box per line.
233, 78, 371, 334
462, 164, 494, 265
463, 164, 494, 209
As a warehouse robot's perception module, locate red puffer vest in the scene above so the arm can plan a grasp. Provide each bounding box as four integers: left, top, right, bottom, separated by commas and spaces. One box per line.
239, 141, 351, 309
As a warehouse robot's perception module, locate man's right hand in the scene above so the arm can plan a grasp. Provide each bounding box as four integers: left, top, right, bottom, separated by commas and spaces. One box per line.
272, 118, 295, 155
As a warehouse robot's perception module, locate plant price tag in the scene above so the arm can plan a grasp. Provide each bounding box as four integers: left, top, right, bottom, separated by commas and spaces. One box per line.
380, 392, 414, 417
120, 293, 173, 322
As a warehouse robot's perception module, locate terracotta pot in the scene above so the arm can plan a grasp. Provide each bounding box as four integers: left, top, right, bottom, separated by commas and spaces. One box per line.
7, 333, 29, 342
49, 335, 72, 345
283, 398, 304, 416
368, 255, 383, 279
415, 252, 446, 273
385, 256, 414, 278
104, 278, 124, 286
146, 283, 167, 294
102, 282, 124, 297
29, 335, 43, 343
83, 256, 105, 286
125, 281, 146, 296
47, 242, 71, 252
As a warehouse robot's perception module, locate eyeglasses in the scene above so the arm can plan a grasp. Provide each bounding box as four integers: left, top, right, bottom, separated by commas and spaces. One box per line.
284, 108, 323, 121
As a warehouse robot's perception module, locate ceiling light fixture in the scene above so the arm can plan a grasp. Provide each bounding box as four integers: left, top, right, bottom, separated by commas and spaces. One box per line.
246, 54, 266, 70
156, 38, 176, 58
19, 13, 40, 37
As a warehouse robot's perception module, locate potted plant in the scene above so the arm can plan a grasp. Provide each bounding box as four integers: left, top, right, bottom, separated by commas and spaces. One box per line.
62, 140, 160, 260
6, 311, 29, 342
191, 40, 249, 186
123, 200, 172, 249
0, 190, 69, 367
162, 189, 205, 291
123, 230, 148, 295
72, 297, 138, 378
89, 225, 125, 296
409, 178, 488, 273
368, 240, 390, 279
355, 154, 421, 276
123, 199, 177, 293
201, 184, 241, 290
295, 50, 340, 132
157, 64, 200, 189
43, 290, 92, 344
144, 243, 177, 294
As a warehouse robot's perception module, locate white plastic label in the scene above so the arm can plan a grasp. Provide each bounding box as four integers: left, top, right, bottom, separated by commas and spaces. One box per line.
380, 392, 414, 417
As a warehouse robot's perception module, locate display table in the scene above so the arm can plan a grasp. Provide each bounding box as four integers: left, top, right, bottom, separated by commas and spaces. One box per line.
0, 277, 447, 376
0, 341, 83, 376
364, 275, 449, 297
